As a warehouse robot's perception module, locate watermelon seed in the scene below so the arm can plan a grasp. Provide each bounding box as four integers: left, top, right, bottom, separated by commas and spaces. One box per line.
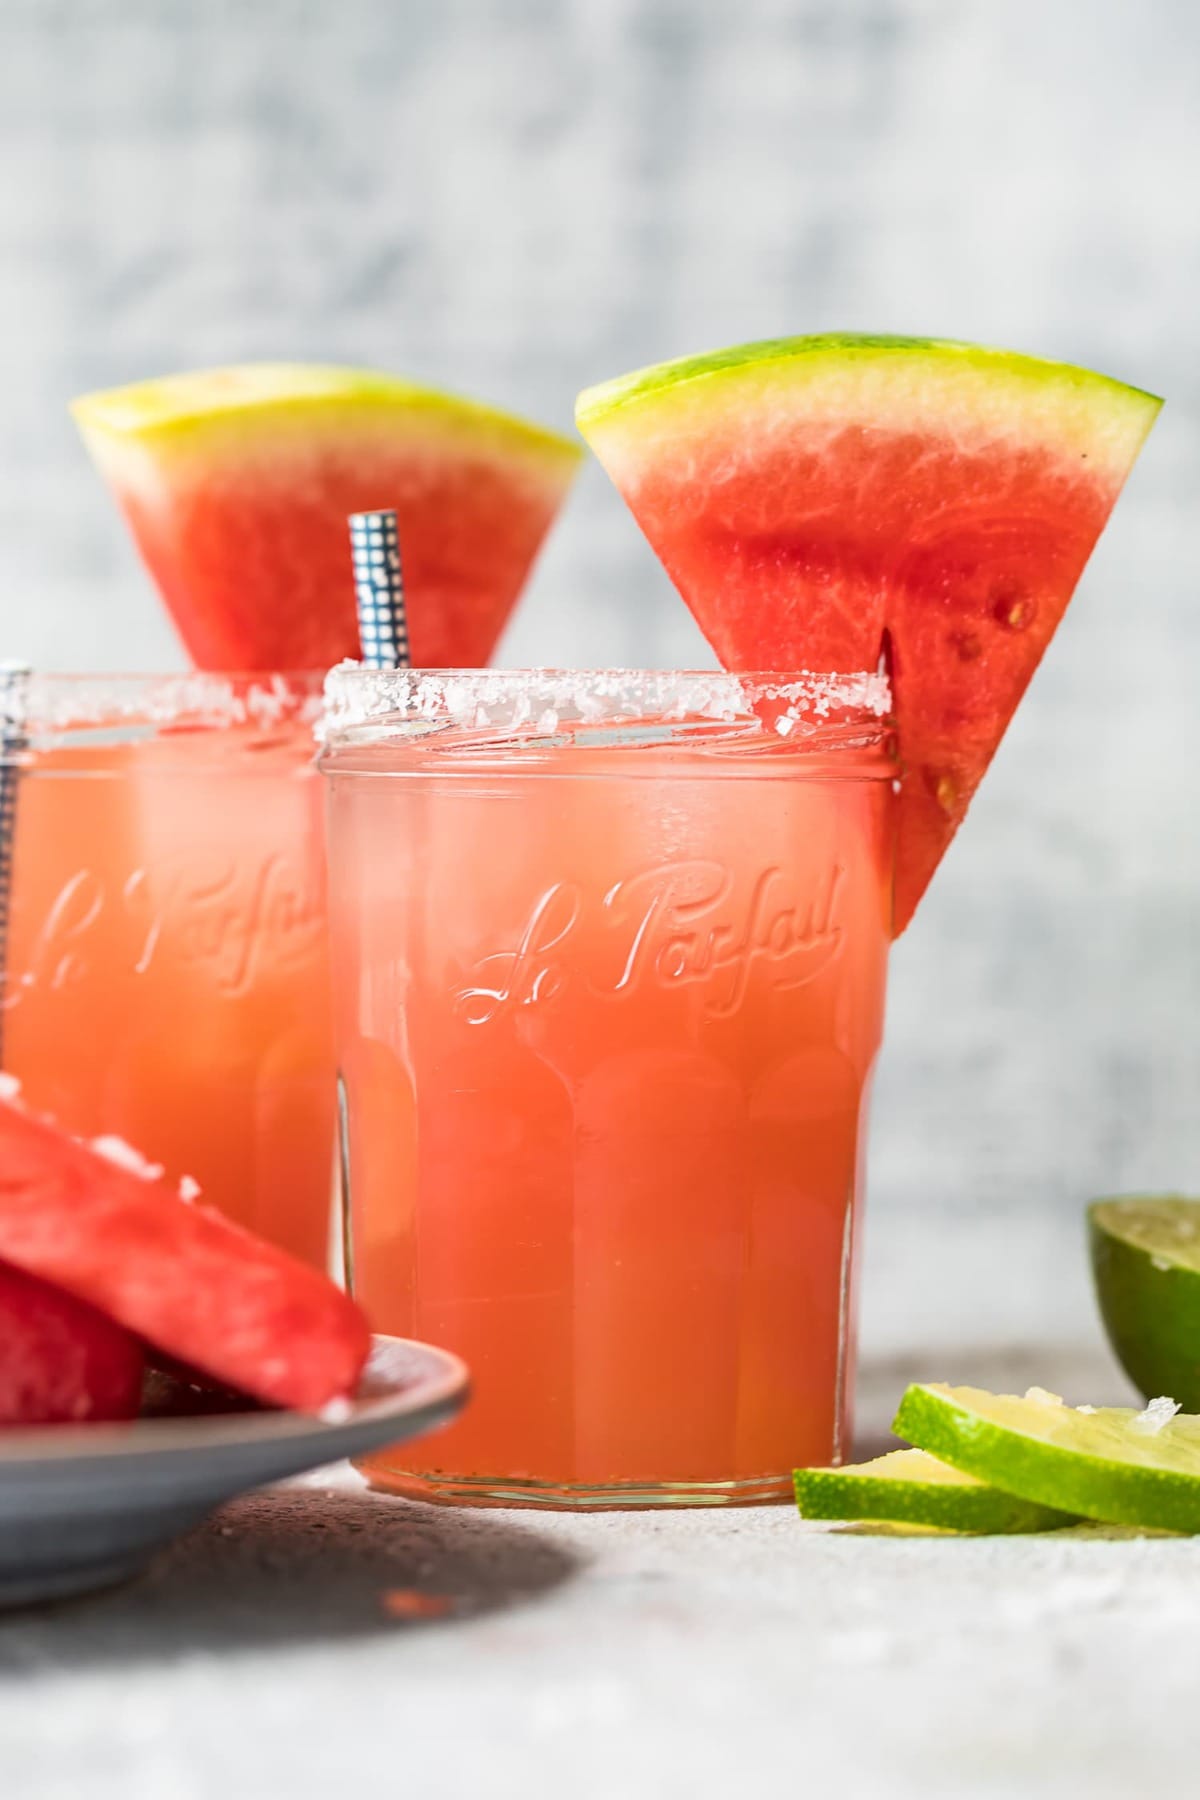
935, 774, 959, 814
993, 593, 1035, 632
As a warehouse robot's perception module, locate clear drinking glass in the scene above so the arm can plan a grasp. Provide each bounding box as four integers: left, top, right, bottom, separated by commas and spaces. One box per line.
0, 672, 334, 1268
320, 667, 895, 1506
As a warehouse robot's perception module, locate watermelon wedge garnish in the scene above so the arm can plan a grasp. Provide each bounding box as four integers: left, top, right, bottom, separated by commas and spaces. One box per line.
73, 364, 583, 671
0, 1261, 143, 1426
576, 335, 1160, 931
0, 1097, 370, 1412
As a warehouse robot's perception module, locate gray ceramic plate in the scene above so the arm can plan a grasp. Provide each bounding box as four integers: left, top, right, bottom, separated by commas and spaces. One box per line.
0, 1335, 469, 1608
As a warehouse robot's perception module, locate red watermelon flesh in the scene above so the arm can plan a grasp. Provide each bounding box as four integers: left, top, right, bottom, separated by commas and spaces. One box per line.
73, 365, 583, 672
0, 1260, 143, 1426
576, 336, 1160, 932
0, 1097, 370, 1412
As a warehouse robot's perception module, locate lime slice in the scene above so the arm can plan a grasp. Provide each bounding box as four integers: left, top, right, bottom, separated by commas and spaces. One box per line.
894, 1383, 1200, 1531
793, 1448, 1078, 1534
1089, 1197, 1200, 1410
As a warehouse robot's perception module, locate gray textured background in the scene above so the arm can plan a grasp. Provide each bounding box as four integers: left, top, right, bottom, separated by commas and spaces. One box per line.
1, 0, 1197, 1370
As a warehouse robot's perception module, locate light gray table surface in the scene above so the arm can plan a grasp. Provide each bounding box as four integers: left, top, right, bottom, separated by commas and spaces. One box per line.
2, 1345, 1195, 1800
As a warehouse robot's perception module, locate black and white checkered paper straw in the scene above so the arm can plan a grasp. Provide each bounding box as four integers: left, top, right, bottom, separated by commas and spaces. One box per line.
0, 663, 30, 1065
349, 510, 410, 670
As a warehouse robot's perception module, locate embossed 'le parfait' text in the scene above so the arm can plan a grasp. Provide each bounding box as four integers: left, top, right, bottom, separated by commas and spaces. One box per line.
2, 853, 324, 1008
454, 858, 845, 1025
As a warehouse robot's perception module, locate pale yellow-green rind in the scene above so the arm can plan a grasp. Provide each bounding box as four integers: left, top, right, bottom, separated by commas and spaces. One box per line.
73, 362, 584, 477
576, 334, 1161, 487
793, 1447, 1078, 1534
894, 1383, 1200, 1533
1091, 1197, 1200, 1276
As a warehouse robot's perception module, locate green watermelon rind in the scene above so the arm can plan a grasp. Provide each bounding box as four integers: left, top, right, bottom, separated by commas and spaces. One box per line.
576, 333, 1162, 430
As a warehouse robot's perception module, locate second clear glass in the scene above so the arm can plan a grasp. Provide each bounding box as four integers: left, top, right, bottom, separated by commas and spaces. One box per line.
321, 668, 895, 1506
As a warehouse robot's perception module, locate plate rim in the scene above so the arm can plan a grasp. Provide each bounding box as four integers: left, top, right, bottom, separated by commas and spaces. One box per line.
0, 1333, 469, 1471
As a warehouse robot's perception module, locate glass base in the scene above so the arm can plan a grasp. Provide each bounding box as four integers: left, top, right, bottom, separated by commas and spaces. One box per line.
359, 1461, 795, 1510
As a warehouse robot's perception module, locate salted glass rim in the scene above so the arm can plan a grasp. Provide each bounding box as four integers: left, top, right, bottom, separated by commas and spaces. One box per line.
0, 670, 324, 737
319, 664, 892, 748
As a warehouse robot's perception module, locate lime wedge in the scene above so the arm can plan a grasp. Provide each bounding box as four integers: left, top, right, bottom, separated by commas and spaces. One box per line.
1089, 1197, 1200, 1410
894, 1383, 1200, 1531
793, 1448, 1078, 1534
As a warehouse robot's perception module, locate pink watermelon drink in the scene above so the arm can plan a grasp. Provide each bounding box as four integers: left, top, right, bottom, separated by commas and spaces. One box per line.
0, 675, 335, 1269
321, 668, 893, 1504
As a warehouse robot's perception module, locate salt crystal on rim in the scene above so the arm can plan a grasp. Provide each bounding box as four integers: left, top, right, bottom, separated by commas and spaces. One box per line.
1, 672, 322, 739
91, 1135, 165, 1182
1131, 1396, 1181, 1435
319, 665, 892, 741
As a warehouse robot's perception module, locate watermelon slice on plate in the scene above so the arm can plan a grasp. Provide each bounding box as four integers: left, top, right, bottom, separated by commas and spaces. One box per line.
576, 335, 1160, 931
0, 1096, 370, 1412
0, 1260, 143, 1426
73, 364, 583, 672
